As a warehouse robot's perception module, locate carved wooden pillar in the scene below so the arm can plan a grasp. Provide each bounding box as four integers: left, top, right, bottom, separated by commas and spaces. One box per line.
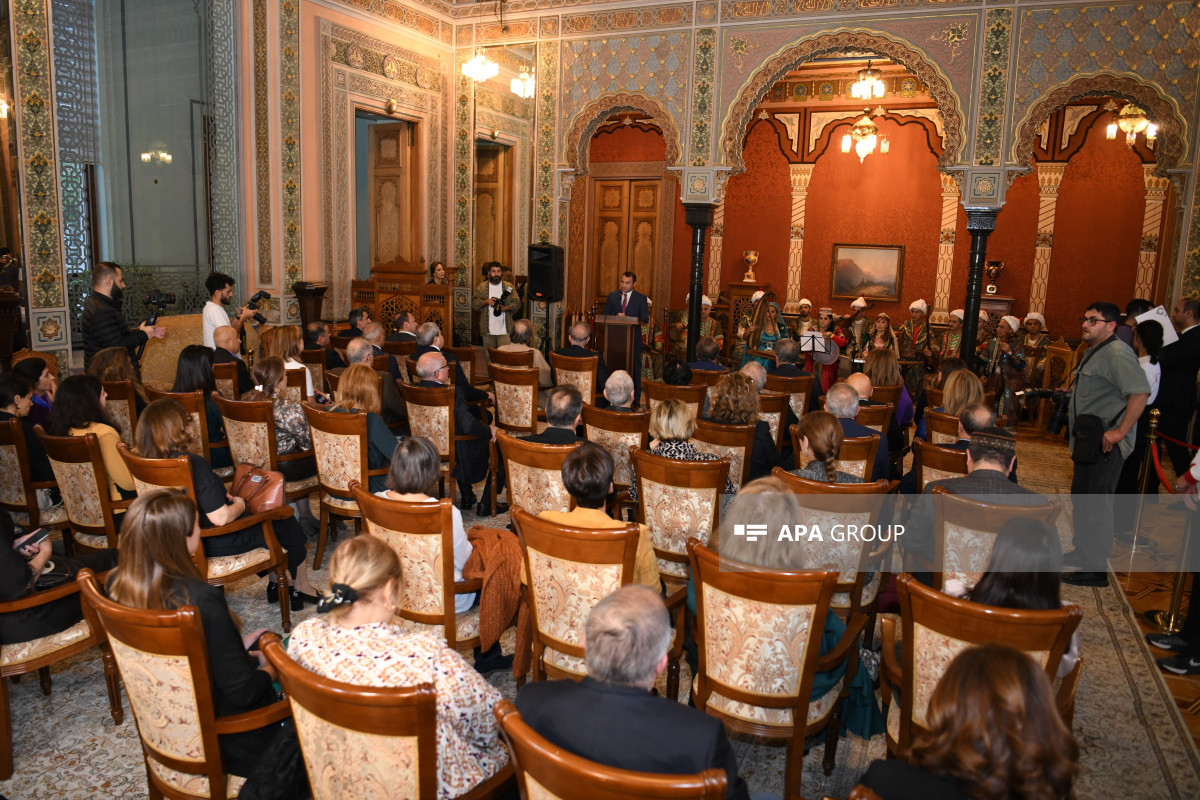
1137, 165, 1171, 299
1028, 163, 1066, 316
931, 172, 961, 324
706, 200, 724, 297
783, 164, 814, 313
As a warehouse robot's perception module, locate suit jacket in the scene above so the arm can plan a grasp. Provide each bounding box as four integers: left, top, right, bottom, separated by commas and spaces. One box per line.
372, 344, 403, 382
523, 426, 583, 446
1157, 326, 1200, 412
554, 344, 610, 391
418, 379, 490, 483
212, 347, 254, 395
602, 290, 650, 374
688, 360, 726, 372
344, 324, 366, 340
304, 341, 346, 370
838, 417, 889, 482
386, 330, 416, 343
517, 677, 750, 800
905, 468, 1042, 559
413, 345, 486, 402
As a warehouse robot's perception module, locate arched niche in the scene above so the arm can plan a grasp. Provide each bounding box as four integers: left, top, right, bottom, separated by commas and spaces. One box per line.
564, 92, 683, 174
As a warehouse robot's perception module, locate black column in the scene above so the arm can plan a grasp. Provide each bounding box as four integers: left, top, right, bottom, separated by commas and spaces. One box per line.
683, 203, 715, 363
961, 207, 998, 373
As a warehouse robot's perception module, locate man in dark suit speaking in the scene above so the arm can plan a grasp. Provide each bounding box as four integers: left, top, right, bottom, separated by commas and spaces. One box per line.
601, 271, 651, 403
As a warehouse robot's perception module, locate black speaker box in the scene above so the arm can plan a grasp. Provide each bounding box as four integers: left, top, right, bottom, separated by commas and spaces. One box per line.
527, 244, 564, 303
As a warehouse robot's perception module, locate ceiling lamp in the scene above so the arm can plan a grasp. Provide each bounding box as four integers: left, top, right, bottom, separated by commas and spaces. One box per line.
850, 61, 885, 101
1105, 102, 1157, 149
841, 108, 889, 163
462, 49, 498, 84
139, 148, 172, 165
510, 67, 535, 99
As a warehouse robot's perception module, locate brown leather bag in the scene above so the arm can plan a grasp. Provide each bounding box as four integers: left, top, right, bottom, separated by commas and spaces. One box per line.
231, 464, 286, 514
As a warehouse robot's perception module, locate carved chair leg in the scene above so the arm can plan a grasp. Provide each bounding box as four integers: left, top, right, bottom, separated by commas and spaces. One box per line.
0, 670, 12, 780
38, 666, 51, 696
313, 504, 330, 570
823, 699, 843, 776
101, 644, 124, 725
62, 526, 75, 558
783, 737, 803, 800
278, 565, 292, 634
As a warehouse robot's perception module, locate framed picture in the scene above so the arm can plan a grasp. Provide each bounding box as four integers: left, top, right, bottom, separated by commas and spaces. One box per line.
830, 244, 904, 301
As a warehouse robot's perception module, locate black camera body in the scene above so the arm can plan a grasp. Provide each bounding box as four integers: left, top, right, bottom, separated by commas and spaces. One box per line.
245, 290, 271, 325
1017, 388, 1071, 435
493, 286, 512, 317
143, 290, 176, 326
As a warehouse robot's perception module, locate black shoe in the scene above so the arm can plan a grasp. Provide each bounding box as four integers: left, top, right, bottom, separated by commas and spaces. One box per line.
267, 583, 280, 605
291, 588, 320, 611
1062, 571, 1109, 587
459, 491, 477, 511
1158, 653, 1200, 676
1147, 633, 1191, 652
1061, 549, 1088, 567
477, 500, 509, 517
473, 651, 514, 676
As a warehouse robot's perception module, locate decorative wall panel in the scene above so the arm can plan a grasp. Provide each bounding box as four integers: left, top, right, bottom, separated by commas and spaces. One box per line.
453, 52, 474, 279
206, 0, 242, 281
690, 28, 716, 167
332, 0, 453, 43
707, 200, 724, 296
1028, 163, 1065, 316
1185, 174, 1200, 298
784, 164, 812, 314
1137, 166, 1171, 299
535, 41, 560, 244
560, 5, 692, 35
932, 172, 960, 324
973, 8, 1011, 167
280, 0, 301, 305
254, 0, 272, 285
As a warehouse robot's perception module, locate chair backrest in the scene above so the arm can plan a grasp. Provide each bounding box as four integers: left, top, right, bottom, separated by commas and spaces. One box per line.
381, 340, 417, 358
445, 346, 477, 383
406, 356, 456, 386
351, 486, 467, 649
397, 382, 455, 463
490, 363, 541, 436
0, 418, 43, 521
487, 346, 534, 368
325, 369, 341, 396
871, 384, 902, 407
757, 390, 790, 451
211, 393, 279, 471
145, 388, 210, 459
892, 573, 1080, 752
10, 348, 58, 380
633, 449, 729, 588
77, 570, 239, 799
494, 700, 727, 800
302, 402, 374, 500
512, 507, 638, 670
642, 380, 705, 417
101, 380, 139, 448
853, 402, 894, 434
925, 386, 943, 408
689, 541, 837, 731
690, 419, 754, 489
912, 440, 969, 494
581, 405, 650, 489
498, 432, 579, 516
284, 367, 308, 404
931, 487, 1059, 589
925, 409, 959, 445
789, 425, 879, 482
331, 334, 354, 351
549, 352, 598, 405
1041, 339, 1075, 392
35, 426, 123, 544
116, 442, 196, 497
370, 354, 391, 375
260, 633, 438, 800
688, 369, 726, 388
764, 373, 814, 425
211, 362, 239, 400
298, 349, 327, 395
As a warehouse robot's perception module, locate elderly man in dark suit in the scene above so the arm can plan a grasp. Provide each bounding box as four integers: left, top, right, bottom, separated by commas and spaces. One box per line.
824, 382, 888, 482
362, 322, 403, 382
602, 370, 637, 411
601, 271, 651, 402
413, 322, 491, 404
212, 325, 254, 395
770, 338, 822, 409
1157, 297, 1200, 473
345, 337, 406, 428
555, 320, 611, 395
516, 585, 752, 800
524, 385, 585, 445
688, 336, 726, 373
304, 321, 346, 371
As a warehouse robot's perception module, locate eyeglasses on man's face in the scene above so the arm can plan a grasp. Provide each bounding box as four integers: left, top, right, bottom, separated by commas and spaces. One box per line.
1080, 316, 1107, 326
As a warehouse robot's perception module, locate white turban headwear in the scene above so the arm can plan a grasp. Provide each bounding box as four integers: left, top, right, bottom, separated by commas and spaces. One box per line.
908, 298, 928, 314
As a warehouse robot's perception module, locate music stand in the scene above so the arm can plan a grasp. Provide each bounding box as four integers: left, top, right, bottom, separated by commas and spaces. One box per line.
799, 332, 840, 366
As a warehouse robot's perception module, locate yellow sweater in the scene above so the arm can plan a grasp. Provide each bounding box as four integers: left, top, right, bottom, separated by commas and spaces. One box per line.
537, 506, 661, 589
70, 422, 133, 500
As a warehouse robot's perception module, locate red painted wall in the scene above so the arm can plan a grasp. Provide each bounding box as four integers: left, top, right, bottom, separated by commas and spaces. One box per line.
981, 171, 1039, 320
589, 124, 667, 163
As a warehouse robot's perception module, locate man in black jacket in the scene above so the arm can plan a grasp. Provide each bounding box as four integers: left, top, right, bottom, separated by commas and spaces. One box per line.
304, 322, 346, 370
825, 382, 888, 482
387, 311, 417, 343
1157, 297, 1200, 473
345, 306, 372, 340
346, 337, 406, 428
516, 585, 751, 800
80, 261, 164, 368
555, 321, 610, 392
524, 385, 584, 445
362, 322, 403, 383
212, 326, 254, 396
413, 322, 491, 404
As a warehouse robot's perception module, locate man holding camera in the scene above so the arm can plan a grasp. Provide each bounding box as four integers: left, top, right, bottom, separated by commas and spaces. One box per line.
202, 272, 255, 349
1062, 301, 1150, 587
472, 261, 521, 349
81, 261, 165, 368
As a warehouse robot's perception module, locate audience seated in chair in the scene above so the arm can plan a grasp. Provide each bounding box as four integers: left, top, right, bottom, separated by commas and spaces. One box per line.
915, 368, 981, 442
0, 373, 57, 502
387, 309, 419, 343
87, 347, 150, 417
688, 336, 726, 373
516, 584, 754, 800
330, 363, 399, 493
361, 321, 403, 383
414, 322, 489, 403
172, 344, 233, 469
270, 324, 318, 398
12, 357, 56, 428
345, 337, 406, 427
603, 370, 637, 411
287, 535, 511, 798
304, 320, 347, 370
741, 360, 797, 455
790, 410, 865, 484
703, 371, 783, 480
500, 319, 552, 389
47, 375, 136, 501
212, 325, 254, 396
555, 320, 610, 390
662, 358, 692, 387
899, 404, 1017, 494
238, 357, 318, 483
863, 349, 913, 453
856, 644, 1078, 800
525, 385, 584, 445
825, 382, 888, 482
628, 399, 737, 502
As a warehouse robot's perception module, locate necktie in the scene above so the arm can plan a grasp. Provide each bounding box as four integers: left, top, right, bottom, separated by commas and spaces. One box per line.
621, 293, 628, 314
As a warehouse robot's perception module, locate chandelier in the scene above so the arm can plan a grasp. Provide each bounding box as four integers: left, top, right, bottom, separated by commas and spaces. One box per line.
510, 67, 535, 99
139, 148, 172, 165
850, 61, 885, 101
1105, 102, 1157, 149
841, 108, 889, 163
461, 49, 498, 84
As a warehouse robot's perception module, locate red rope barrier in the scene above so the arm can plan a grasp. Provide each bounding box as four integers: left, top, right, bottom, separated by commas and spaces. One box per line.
1154, 429, 1200, 452
1151, 443, 1179, 494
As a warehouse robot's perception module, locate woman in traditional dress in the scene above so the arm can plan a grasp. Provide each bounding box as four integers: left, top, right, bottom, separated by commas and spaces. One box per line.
743, 299, 789, 369
858, 311, 900, 363
641, 298, 664, 382
933, 309, 966, 364
896, 298, 933, 411
809, 307, 847, 393
1021, 312, 1052, 387
976, 314, 1026, 430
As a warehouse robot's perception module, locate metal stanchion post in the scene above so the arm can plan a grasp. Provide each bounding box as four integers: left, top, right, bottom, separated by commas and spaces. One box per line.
1129, 409, 1161, 553
1145, 517, 1192, 633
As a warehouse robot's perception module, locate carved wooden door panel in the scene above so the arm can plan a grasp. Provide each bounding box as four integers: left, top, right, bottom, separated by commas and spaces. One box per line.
474, 143, 512, 270
368, 123, 415, 270
590, 179, 660, 307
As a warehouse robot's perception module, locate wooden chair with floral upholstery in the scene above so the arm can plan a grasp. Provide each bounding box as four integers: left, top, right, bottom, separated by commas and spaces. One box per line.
757, 390, 791, 451
0, 419, 68, 545
923, 408, 960, 445
211, 393, 319, 508
77, 568, 291, 800
9, 349, 58, 380
490, 363, 544, 437
210, 362, 240, 400
881, 573, 1081, 758
350, 484, 487, 654
511, 507, 638, 682
398, 382, 495, 509
0, 569, 122, 780
298, 348, 327, 395
642, 380, 705, 418
928, 486, 1059, 591
283, 368, 308, 404
146, 388, 233, 479
581, 405, 649, 511
925, 386, 943, 408
445, 346, 480, 385
765, 373, 814, 426
688, 541, 855, 799
548, 352, 600, 405
101, 379, 140, 448
871, 384, 903, 407
911, 440, 969, 494
688, 368, 727, 390
497, 432, 579, 517
35, 426, 131, 554
690, 419, 754, 490
325, 369, 342, 396
487, 346, 534, 368
382, 340, 417, 382
788, 426, 879, 483
301, 402, 392, 570
852, 402, 894, 436
494, 699, 726, 800
115, 443, 295, 632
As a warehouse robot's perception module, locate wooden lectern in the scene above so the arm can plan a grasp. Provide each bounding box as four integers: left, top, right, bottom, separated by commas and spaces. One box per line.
593, 315, 641, 375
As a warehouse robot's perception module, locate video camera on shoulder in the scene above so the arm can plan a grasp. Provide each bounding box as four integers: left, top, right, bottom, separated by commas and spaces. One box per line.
1014, 388, 1071, 435
143, 289, 176, 326
245, 290, 271, 325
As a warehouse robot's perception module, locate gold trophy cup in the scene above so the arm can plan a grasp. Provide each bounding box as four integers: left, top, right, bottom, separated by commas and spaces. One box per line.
984, 260, 1004, 295
743, 250, 759, 283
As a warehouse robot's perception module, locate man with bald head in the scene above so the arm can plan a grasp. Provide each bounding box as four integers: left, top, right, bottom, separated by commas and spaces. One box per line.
413, 322, 490, 404
825, 381, 888, 481
844, 372, 874, 403
211, 325, 253, 395
555, 320, 610, 396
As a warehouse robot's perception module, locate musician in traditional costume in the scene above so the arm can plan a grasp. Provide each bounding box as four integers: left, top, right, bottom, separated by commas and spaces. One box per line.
838, 296, 871, 367
794, 298, 816, 334
896, 298, 933, 407
808, 307, 847, 393
642, 298, 664, 382
668, 294, 724, 362
743, 297, 789, 369
1021, 311, 1052, 387
976, 314, 1026, 430
731, 290, 766, 366
934, 308, 966, 362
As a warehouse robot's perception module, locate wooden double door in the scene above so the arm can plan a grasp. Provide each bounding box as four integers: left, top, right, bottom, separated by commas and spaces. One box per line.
590, 178, 662, 306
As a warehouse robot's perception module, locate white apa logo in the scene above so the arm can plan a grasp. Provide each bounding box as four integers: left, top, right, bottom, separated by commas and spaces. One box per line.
734, 523, 768, 542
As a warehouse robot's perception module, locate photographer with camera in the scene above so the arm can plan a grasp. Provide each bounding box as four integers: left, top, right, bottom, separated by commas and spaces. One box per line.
472, 261, 521, 349
81, 261, 165, 369
1060, 301, 1150, 587
201, 272, 256, 349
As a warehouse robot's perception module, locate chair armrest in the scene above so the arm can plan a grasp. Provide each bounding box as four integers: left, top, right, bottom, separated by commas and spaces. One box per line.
201, 505, 295, 538
0, 568, 115, 614
880, 617, 900, 695
366, 466, 390, 477
816, 612, 868, 672
29, 479, 58, 492
214, 698, 291, 735
664, 586, 688, 613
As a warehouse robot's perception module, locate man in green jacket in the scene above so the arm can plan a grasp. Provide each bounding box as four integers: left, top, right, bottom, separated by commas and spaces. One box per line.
472, 261, 522, 349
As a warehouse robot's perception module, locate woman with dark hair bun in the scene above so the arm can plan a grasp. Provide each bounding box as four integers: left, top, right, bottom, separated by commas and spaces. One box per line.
12, 357, 55, 427
0, 372, 55, 491
171, 343, 231, 468
46, 374, 135, 500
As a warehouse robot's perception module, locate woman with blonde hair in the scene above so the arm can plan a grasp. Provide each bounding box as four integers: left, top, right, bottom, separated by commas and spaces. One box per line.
703, 371, 782, 481
627, 398, 736, 501
134, 399, 316, 608
87, 346, 149, 413
940, 369, 985, 417
288, 535, 509, 799
863, 348, 914, 445
270, 324, 315, 398
331, 362, 396, 491
789, 410, 863, 484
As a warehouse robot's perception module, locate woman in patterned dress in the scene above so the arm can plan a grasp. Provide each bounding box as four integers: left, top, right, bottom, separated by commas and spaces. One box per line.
976, 314, 1026, 429
238, 357, 316, 483
288, 535, 509, 800
896, 299, 933, 411
626, 398, 736, 501
857, 312, 900, 362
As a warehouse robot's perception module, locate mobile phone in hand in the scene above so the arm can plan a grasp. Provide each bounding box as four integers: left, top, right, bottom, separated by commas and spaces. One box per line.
13, 528, 48, 550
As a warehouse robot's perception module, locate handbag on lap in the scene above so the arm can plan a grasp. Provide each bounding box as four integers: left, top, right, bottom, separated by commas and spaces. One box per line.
230, 464, 286, 514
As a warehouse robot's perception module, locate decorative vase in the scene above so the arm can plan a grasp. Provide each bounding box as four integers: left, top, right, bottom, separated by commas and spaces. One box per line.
743, 250, 759, 283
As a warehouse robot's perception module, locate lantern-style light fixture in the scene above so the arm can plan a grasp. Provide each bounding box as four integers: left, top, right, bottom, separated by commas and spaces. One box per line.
850, 61, 886, 101
841, 108, 890, 163
510, 67, 535, 99
462, 49, 498, 84
1105, 101, 1157, 149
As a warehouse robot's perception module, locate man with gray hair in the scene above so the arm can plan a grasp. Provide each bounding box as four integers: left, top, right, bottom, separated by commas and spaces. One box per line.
602, 370, 636, 411
345, 337, 406, 427
412, 321, 490, 404
362, 321, 402, 381
825, 382, 887, 481
688, 336, 726, 373
524, 385, 585, 445
498, 318, 552, 388
555, 320, 610, 393
516, 585, 752, 800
